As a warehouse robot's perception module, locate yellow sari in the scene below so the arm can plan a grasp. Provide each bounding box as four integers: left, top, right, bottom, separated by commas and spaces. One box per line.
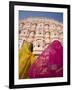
19, 41, 36, 79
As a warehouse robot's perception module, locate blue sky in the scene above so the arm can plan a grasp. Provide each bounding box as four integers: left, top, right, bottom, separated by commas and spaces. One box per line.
19, 10, 63, 23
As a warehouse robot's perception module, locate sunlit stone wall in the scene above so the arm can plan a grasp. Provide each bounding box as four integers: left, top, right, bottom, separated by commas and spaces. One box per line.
19, 17, 63, 55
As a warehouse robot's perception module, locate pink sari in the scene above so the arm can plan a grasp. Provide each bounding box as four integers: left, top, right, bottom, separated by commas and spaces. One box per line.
28, 40, 63, 78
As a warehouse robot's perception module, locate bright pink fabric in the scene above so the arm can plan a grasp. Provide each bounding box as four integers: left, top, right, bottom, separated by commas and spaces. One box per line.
28, 40, 63, 78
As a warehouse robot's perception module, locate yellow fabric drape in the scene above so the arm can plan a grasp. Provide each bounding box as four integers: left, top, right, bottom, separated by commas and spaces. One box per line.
19, 41, 36, 79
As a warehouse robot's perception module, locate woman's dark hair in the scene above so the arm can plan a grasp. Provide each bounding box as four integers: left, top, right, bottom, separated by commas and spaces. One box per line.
30, 43, 33, 52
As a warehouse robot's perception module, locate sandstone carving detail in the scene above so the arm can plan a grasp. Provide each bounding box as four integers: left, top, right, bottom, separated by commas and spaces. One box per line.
19, 17, 63, 55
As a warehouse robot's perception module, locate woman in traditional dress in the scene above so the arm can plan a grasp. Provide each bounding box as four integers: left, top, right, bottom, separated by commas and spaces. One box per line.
19, 41, 36, 79
28, 40, 63, 78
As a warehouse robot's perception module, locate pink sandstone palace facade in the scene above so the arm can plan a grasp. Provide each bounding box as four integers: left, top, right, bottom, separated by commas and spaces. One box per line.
19, 17, 63, 55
